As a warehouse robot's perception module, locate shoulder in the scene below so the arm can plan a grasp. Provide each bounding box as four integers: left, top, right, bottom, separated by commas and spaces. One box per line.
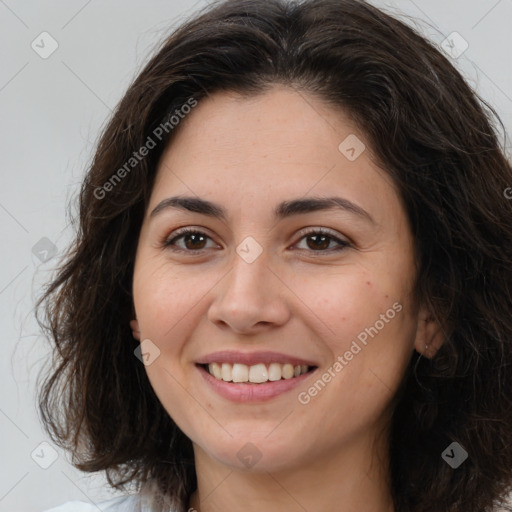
43, 493, 142, 512
43, 482, 181, 512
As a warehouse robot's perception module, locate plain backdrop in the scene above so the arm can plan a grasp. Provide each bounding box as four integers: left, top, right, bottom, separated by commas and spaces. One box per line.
1, 0, 511, 510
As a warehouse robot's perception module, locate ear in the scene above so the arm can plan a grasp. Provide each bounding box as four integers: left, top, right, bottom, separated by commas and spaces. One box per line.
130, 319, 141, 340
413, 305, 445, 359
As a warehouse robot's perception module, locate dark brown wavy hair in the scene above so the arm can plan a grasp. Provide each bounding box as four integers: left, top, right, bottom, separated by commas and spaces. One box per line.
35, 0, 512, 511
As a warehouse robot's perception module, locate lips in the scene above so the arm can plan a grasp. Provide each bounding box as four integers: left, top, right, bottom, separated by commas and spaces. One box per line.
197, 363, 318, 402
196, 350, 318, 367
195, 350, 319, 402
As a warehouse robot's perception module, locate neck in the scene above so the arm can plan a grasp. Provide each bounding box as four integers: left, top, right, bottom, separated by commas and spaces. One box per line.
187, 431, 395, 512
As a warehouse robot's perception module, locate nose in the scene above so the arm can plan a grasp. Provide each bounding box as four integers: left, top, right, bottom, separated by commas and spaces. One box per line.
207, 249, 291, 335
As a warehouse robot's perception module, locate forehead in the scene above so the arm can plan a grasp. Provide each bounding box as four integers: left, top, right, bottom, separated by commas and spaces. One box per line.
149, 86, 402, 225
159, 86, 359, 167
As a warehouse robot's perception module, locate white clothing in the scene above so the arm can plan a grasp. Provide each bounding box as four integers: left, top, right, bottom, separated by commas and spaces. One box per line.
43, 492, 179, 512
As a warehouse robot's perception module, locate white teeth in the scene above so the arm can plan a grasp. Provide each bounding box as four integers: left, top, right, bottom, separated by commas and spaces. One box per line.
268, 363, 282, 381
282, 363, 295, 379
210, 362, 222, 379
206, 362, 311, 383
249, 363, 268, 383
221, 363, 232, 381
232, 363, 248, 382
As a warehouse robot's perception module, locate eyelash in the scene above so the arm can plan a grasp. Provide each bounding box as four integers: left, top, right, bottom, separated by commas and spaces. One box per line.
161, 226, 351, 255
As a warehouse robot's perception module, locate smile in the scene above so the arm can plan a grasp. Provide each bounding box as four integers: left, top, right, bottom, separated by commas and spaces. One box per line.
203, 362, 313, 383
196, 363, 318, 402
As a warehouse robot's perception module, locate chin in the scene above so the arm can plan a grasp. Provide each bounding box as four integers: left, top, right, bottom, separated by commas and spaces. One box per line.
194, 431, 308, 473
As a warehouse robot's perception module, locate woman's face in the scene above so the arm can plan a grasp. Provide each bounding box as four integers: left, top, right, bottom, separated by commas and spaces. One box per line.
131, 86, 433, 474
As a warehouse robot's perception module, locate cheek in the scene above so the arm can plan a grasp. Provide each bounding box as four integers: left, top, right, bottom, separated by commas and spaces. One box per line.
133, 257, 206, 340
303, 265, 415, 384
299, 269, 395, 349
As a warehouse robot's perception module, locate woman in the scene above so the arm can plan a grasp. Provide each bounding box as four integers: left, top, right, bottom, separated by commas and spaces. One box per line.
38, 0, 512, 511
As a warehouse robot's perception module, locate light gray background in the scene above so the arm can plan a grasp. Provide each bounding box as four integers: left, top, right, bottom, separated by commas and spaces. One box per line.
1, 1, 511, 511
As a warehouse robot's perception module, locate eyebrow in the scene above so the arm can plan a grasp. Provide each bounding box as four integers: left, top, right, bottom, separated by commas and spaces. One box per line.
149, 195, 375, 224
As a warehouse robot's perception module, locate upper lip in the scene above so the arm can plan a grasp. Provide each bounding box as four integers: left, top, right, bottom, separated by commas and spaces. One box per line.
196, 350, 318, 367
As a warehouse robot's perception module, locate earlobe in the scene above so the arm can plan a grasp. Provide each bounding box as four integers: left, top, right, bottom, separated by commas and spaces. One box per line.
413, 306, 445, 359
130, 319, 141, 340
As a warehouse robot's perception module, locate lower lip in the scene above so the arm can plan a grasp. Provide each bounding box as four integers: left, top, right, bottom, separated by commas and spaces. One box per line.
197, 364, 317, 403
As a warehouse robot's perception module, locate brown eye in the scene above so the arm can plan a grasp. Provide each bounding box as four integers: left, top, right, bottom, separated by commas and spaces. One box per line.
162, 227, 350, 255
181, 232, 207, 250
294, 229, 350, 253
305, 233, 331, 250
163, 228, 217, 253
